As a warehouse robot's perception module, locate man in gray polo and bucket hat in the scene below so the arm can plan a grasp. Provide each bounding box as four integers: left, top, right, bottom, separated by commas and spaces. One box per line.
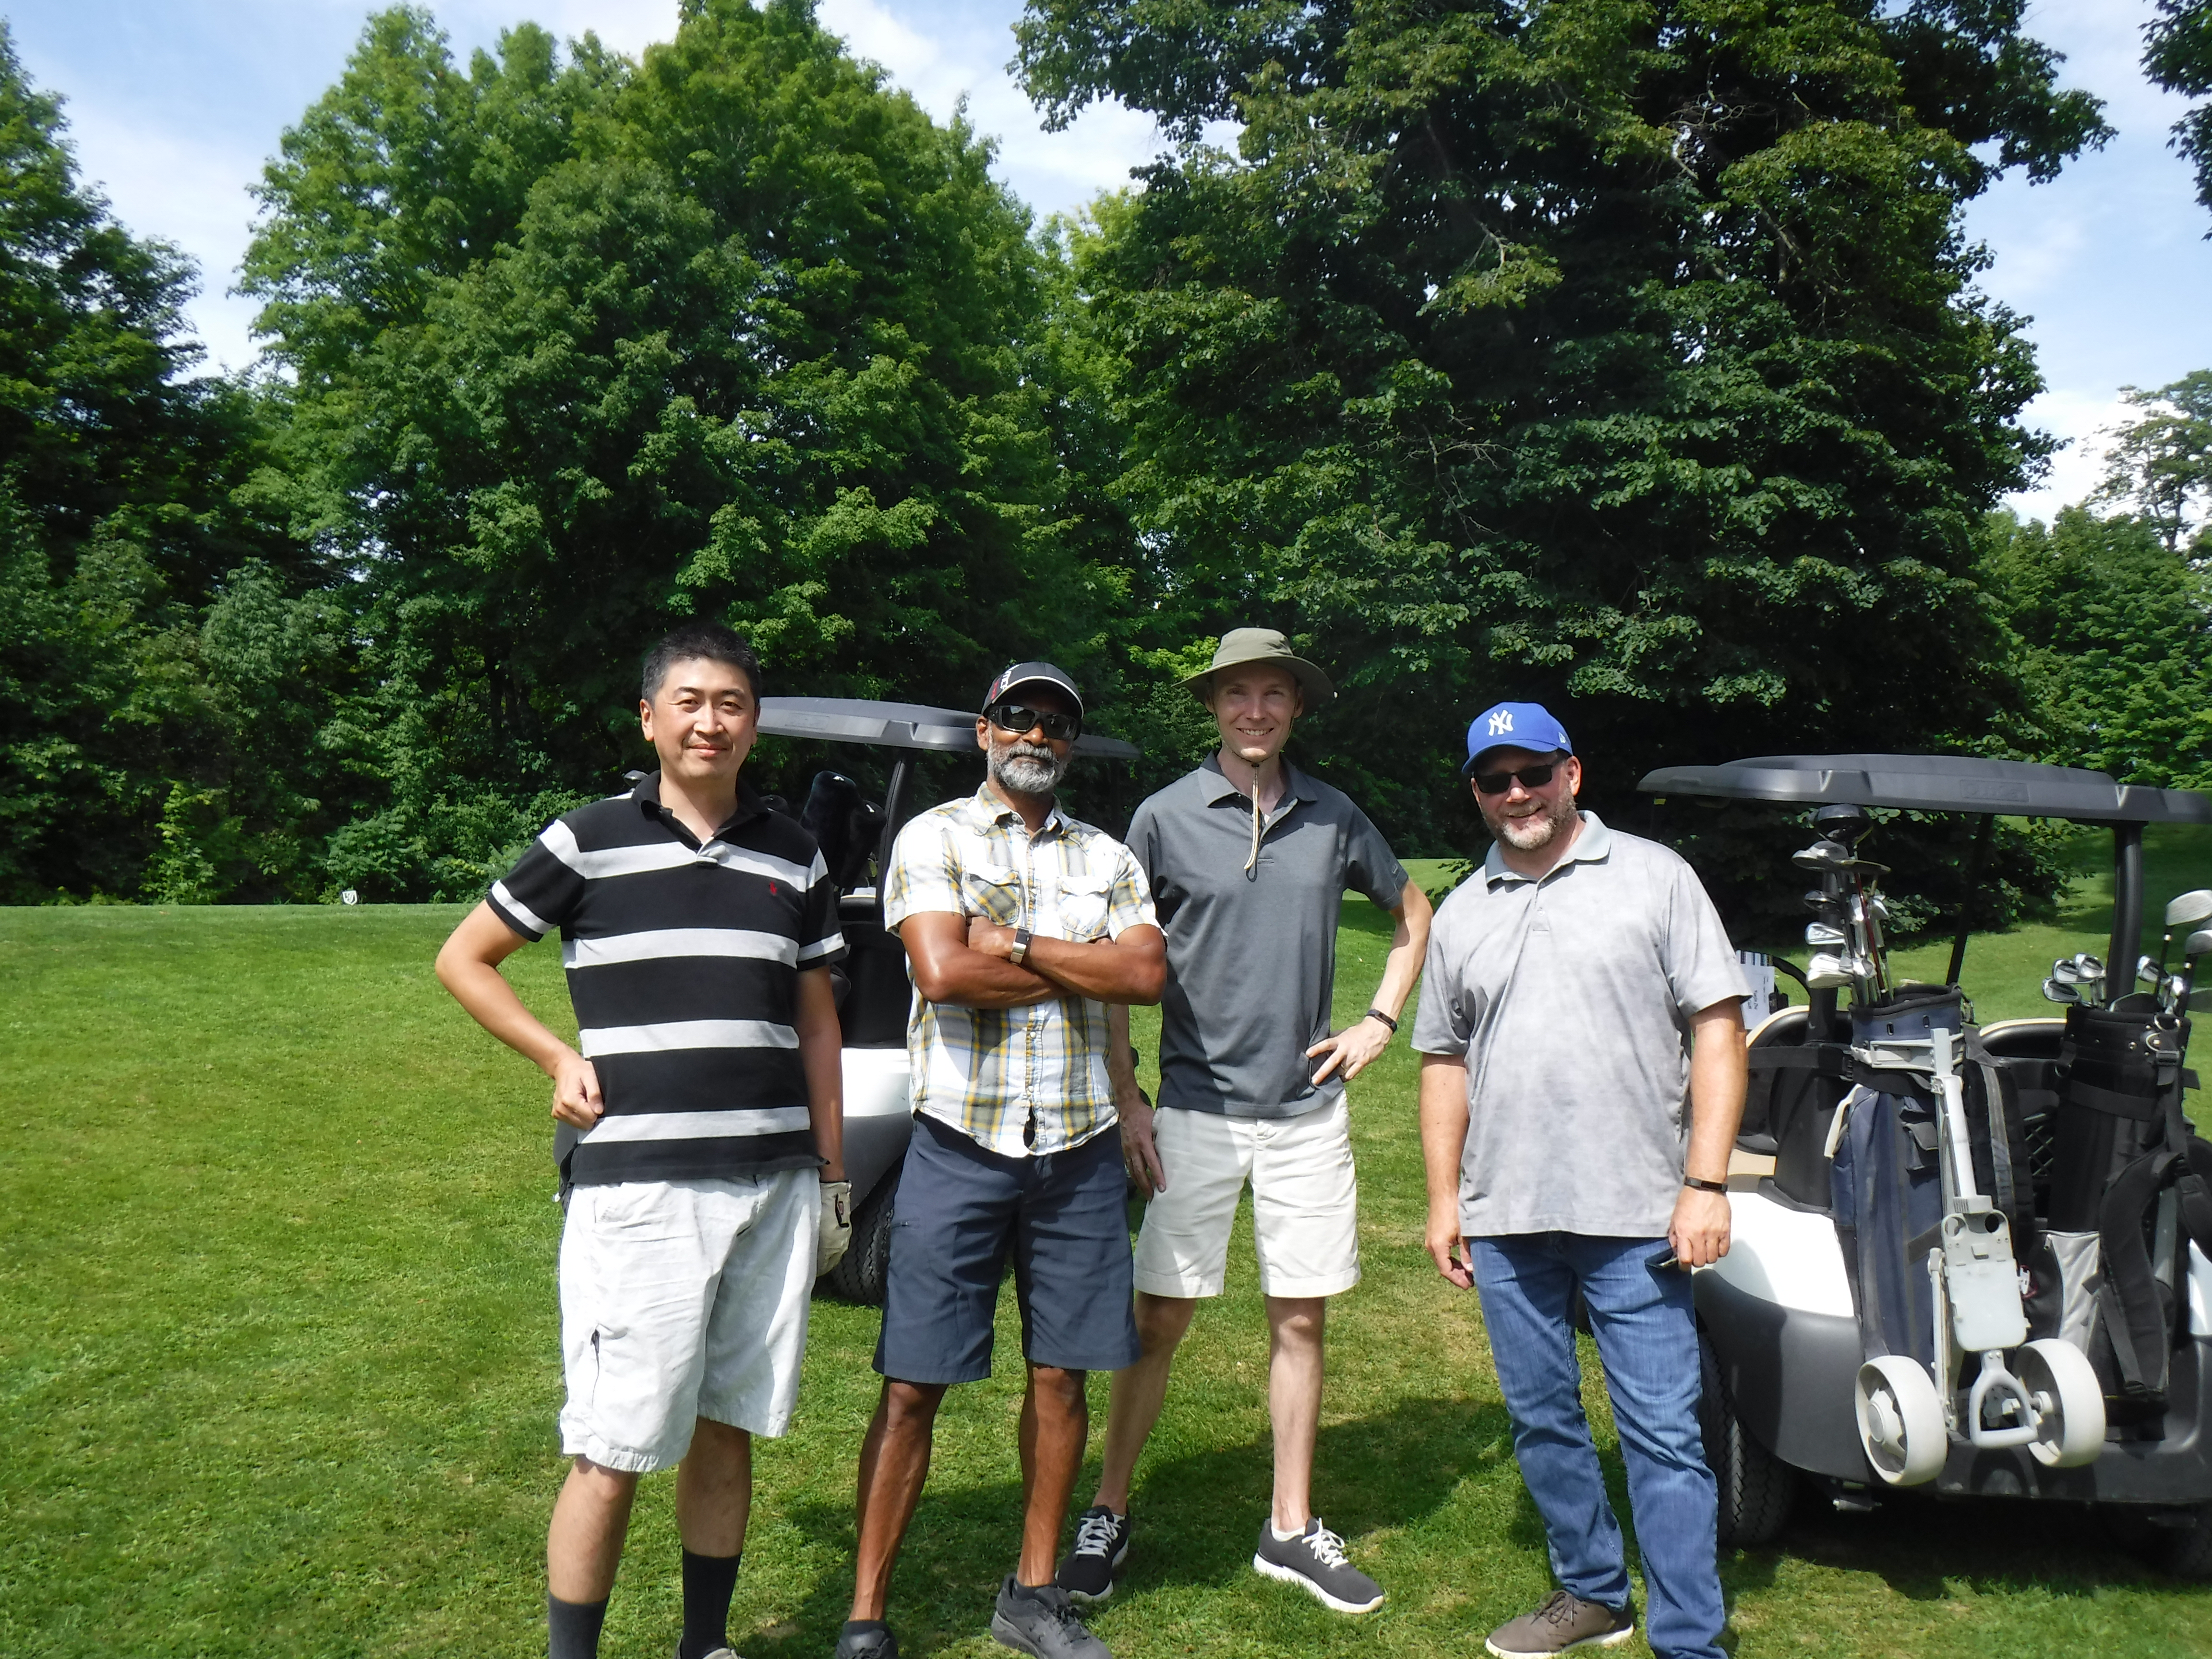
1053, 627, 1431, 1614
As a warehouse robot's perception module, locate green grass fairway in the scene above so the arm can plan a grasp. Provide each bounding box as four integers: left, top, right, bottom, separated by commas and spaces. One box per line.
6, 846, 2212, 1657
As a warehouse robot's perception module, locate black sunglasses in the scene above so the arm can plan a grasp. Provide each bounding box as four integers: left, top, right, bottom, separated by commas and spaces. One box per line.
988, 703, 1082, 743
1472, 761, 1560, 796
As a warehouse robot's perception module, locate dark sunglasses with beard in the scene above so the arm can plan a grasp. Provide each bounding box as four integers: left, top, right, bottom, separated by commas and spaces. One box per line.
988, 702, 1082, 743
1471, 761, 1561, 796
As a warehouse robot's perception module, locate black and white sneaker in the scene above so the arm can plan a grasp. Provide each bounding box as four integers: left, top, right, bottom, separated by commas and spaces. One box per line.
989, 1575, 1113, 1659
1054, 1505, 1131, 1603
834, 1621, 899, 1659
1251, 1517, 1384, 1613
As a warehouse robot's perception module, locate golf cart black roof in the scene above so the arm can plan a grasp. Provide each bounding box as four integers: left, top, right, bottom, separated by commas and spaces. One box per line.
1636, 753, 2212, 825
758, 697, 1140, 761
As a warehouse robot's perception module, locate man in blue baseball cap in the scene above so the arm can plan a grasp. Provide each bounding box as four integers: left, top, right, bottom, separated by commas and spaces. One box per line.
1413, 700, 1749, 1659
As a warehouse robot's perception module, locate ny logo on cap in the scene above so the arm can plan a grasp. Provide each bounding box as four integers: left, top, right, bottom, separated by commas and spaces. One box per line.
1488, 709, 1514, 736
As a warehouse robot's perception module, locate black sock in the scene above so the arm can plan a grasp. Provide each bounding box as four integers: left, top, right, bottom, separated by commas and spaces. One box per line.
679, 1548, 742, 1659
548, 1594, 609, 1659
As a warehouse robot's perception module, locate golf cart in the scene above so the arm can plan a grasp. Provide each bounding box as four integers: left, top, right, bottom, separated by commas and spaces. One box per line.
1635, 754, 2212, 1570
755, 697, 1138, 1302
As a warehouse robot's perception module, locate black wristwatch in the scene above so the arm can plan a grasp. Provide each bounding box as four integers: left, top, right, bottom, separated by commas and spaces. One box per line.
1009, 926, 1033, 967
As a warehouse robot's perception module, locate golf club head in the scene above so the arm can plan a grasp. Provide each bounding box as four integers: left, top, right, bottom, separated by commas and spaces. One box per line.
1805, 951, 1853, 989
1792, 840, 1851, 872
2187, 929, 2212, 962
2042, 978, 2078, 1005
2074, 953, 2105, 977
1813, 803, 1875, 848
2165, 975, 2189, 1010
2166, 890, 2212, 930
2051, 959, 2081, 985
1805, 921, 1847, 948
2140, 955, 2162, 986
1863, 893, 1891, 922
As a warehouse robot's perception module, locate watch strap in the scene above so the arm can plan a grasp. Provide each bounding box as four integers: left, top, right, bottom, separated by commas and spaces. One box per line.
1365, 1007, 1399, 1034
1010, 926, 1033, 966
1683, 1176, 1728, 1195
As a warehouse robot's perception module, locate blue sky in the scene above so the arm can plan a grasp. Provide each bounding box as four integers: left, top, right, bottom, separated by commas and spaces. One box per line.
9, 0, 2208, 521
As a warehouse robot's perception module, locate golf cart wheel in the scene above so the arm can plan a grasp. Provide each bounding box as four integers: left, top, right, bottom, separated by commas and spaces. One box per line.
1698, 1330, 1797, 1546
825, 1169, 897, 1305
2016, 1338, 2105, 1468
1855, 1355, 1947, 1487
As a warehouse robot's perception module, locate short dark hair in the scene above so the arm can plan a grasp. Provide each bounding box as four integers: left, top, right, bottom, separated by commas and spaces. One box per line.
641, 622, 762, 702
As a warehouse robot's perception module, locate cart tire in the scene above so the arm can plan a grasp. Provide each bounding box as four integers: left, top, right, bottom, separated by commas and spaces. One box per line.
1855, 1355, 1946, 1486
824, 1169, 897, 1305
1699, 1330, 1798, 1545
2147, 1506, 2212, 1580
2017, 1337, 2105, 1467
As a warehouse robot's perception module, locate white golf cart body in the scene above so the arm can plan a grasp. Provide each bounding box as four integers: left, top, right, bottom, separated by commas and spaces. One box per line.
756, 697, 1137, 1301
1636, 755, 2212, 1550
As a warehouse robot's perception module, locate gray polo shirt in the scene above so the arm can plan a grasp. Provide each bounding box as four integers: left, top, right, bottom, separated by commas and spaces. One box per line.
1410, 813, 1748, 1238
1129, 754, 1408, 1118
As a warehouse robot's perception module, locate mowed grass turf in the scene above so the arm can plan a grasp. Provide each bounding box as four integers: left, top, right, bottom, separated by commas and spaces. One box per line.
5, 828, 2212, 1657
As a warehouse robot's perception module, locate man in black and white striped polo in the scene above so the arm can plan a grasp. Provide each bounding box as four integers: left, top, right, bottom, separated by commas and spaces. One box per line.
437, 623, 848, 1659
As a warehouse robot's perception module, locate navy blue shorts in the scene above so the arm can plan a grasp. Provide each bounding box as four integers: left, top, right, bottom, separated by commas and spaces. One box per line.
875, 1113, 1140, 1384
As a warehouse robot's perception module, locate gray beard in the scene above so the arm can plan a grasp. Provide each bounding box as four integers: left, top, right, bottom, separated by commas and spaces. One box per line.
1484, 795, 1578, 853
990, 741, 1068, 797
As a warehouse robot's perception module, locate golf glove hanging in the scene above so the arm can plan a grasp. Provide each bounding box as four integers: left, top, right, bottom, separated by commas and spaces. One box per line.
818, 1179, 853, 1273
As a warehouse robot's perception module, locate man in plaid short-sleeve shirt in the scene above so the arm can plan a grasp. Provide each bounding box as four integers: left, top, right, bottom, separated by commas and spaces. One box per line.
839, 662, 1165, 1659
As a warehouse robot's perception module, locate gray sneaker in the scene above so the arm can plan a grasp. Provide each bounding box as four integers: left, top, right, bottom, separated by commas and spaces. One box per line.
1054, 1505, 1131, 1603
989, 1575, 1112, 1659
1484, 1590, 1634, 1657
1251, 1517, 1384, 1613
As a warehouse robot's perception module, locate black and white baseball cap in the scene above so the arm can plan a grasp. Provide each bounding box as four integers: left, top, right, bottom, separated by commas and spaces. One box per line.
981, 661, 1084, 718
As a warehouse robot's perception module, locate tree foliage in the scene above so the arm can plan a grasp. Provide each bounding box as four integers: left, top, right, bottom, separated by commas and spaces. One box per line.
1019, 0, 2108, 865
0, 24, 337, 903
1982, 505, 2212, 791
245, 0, 1115, 897
2095, 370, 2212, 556
2147, 0, 2212, 228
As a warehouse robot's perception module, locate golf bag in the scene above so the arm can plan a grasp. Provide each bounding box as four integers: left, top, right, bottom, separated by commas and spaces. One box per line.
2046, 1005, 2212, 1411
1829, 989, 2035, 1370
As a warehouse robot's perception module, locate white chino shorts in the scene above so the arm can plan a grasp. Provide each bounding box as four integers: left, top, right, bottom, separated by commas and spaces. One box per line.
557, 1170, 817, 1473
1131, 1096, 1360, 1299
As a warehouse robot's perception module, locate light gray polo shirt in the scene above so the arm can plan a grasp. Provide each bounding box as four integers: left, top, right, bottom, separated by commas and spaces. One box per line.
1410, 813, 1748, 1238
1129, 754, 1408, 1118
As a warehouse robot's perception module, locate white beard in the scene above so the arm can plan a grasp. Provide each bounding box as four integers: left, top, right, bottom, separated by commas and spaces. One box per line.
990, 741, 1068, 796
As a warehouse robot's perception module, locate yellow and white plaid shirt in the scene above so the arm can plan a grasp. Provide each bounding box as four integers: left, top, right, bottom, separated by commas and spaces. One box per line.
884, 783, 1156, 1156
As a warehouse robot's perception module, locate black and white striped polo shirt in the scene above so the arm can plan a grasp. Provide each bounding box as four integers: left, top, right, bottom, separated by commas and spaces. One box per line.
486, 772, 845, 1185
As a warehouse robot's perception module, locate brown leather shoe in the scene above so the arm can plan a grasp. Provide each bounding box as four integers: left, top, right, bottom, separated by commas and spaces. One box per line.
1484, 1589, 1635, 1657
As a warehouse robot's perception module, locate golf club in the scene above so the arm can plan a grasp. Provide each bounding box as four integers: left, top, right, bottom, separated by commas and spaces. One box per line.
2176, 927, 2212, 1014
2043, 978, 2079, 1005
1806, 921, 1847, 949
2158, 890, 2212, 976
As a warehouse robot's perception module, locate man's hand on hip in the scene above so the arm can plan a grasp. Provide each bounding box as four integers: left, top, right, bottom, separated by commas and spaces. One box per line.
1425, 1202, 1473, 1289
1119, 1094, 1166, 1198
550, 1050, 604, 1129
1306, 1014, 1391, 1084
1668, 1184, 1732, 1268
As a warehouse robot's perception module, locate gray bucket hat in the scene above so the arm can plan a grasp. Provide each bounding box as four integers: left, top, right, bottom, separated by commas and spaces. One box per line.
1179, 626, 1334, 709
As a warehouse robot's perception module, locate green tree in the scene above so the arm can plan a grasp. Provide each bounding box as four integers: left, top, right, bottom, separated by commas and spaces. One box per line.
2148, 0, 2212, 227
1981, 506, 2212, 791
2095, 370, 2212, 556
248, 1, 1115, 896
0, 24, 332, 902
1016, 0, 2107, 890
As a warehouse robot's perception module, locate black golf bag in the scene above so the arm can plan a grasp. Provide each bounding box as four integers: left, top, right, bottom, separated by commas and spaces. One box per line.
2044, 1004, 2212, 1413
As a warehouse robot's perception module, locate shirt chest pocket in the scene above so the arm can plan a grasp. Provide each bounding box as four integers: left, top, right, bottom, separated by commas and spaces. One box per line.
961, 867, 1026, 927
1055, 871, 1114, 943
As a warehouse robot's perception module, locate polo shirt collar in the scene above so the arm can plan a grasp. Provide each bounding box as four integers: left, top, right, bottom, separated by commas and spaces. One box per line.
965, 780, 1068, 837
1483, 810, 1613, 886
632, 769, 767, 845
1198, 751, 1320, 805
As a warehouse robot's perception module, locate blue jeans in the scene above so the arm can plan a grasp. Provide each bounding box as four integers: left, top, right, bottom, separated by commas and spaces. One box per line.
1469, 1233, 1724, 1659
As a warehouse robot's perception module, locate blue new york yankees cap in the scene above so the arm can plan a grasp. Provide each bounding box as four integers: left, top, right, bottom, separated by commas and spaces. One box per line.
1462, 701, 1574, 774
